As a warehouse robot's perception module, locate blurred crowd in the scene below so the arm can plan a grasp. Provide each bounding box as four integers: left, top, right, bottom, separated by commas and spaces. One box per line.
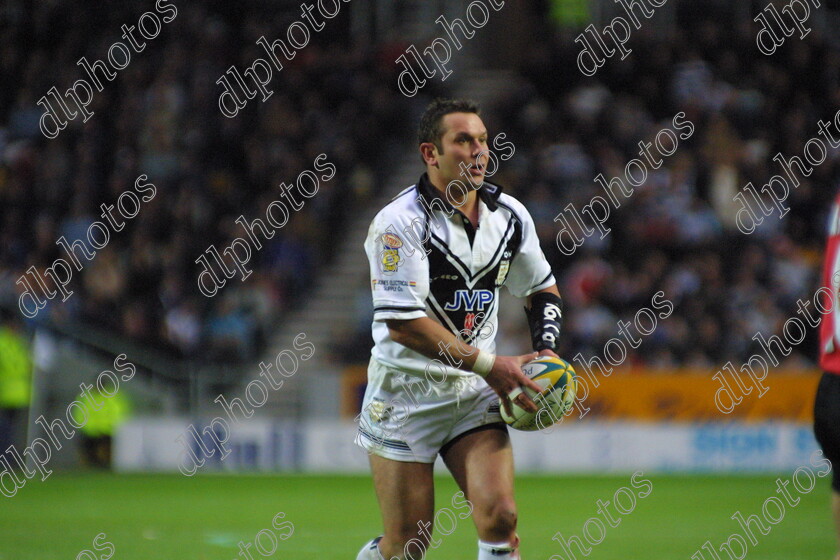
2, 1, 838, 371
0, 1, 412, 362
488, 5, 840, 368
338, 3, 840, 370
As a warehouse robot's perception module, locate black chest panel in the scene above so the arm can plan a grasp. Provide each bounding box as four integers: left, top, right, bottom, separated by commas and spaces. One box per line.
424, 215, 523, 343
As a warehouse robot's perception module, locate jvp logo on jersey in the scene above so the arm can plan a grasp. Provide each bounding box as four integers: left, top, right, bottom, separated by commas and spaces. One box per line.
444, 289, 493, 311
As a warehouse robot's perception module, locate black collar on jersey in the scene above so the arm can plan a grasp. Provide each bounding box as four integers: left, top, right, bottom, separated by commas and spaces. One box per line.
416, 172, 502, 214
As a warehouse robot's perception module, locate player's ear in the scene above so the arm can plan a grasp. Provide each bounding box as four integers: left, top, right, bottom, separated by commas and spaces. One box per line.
419, 142, 438, 166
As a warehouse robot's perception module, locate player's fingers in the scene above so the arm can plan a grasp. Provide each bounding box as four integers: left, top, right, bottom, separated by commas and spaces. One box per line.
519, 371, 543, 395
499, 391, 513, 418
508, 385, 539, 413
518, 351, 539, 365
518, 390, 539, 413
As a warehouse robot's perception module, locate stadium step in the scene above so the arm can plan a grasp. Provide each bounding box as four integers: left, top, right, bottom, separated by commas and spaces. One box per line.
254, 160, 421, 419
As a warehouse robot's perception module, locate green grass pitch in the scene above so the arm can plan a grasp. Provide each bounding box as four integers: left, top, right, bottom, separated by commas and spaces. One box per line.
0, 472, 834, 559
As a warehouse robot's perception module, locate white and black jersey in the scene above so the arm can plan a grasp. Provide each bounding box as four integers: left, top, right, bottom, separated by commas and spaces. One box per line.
364, 173, 555, 378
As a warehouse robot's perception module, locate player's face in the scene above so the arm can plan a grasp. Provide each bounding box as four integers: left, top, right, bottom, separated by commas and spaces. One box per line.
431, 112, 490, 188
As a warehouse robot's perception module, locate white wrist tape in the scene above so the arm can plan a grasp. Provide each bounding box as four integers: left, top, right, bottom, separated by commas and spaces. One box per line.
507, 386, 523, 401
472, 350, 496, 377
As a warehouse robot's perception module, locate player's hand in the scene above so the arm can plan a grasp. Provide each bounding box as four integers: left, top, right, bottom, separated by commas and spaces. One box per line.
485, 352, 543, 417
538, 349, 559, 359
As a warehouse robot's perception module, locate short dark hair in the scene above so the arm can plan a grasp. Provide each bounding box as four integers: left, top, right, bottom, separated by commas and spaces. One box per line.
417, 98, 481, 153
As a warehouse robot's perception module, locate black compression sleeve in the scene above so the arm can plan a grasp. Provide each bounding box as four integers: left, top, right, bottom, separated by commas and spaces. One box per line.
524, 291, 563, 352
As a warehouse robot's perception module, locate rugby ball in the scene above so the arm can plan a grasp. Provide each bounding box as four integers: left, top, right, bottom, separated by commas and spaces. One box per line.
500, 356, 577, 431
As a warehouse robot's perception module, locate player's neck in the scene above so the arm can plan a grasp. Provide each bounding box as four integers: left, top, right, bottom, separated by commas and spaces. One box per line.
442, 185, 478, 222
428, 172, 480, 222
459, 193, 479, 224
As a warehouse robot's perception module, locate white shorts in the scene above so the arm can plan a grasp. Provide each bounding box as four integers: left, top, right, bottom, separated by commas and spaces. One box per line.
355, 357, 506, 463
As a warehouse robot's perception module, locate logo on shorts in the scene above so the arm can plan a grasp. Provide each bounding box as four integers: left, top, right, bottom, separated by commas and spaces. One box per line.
367, 398, 390, 423
379, 232, 404, 275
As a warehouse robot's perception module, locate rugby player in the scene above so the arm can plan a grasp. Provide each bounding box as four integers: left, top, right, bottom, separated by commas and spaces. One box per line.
355, 99, 563, 560
816, 189, 840, 560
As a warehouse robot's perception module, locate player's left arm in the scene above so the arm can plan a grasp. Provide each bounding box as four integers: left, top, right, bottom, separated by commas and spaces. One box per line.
503, 198, 564, 359
525, 284, 563, 359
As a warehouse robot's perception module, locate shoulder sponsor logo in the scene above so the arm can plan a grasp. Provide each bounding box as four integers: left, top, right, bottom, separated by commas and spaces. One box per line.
379, 232, 404, 275
381, 233, 403, 248
372, 279, 416, 292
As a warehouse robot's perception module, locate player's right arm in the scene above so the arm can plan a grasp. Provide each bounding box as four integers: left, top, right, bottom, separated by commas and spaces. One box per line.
385, 316, 542, 415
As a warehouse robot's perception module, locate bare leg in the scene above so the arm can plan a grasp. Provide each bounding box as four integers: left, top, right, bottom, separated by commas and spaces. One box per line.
369, 454, 435, 559
442, 427, 518, 543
